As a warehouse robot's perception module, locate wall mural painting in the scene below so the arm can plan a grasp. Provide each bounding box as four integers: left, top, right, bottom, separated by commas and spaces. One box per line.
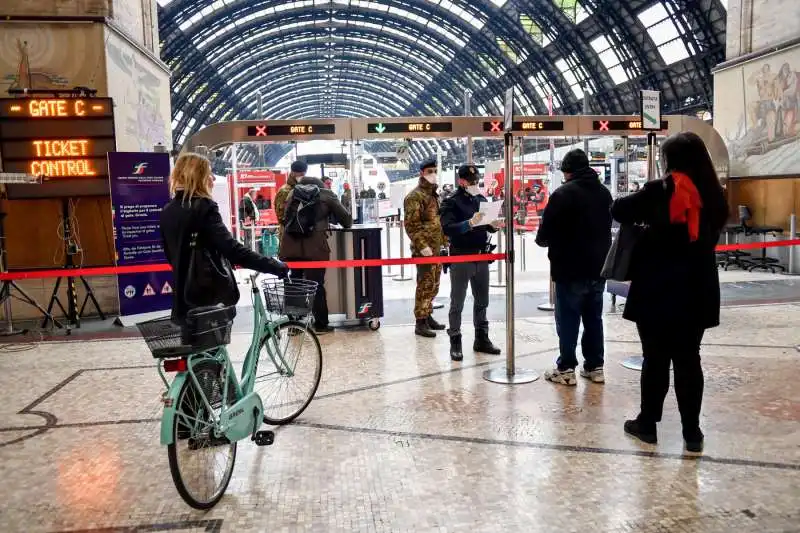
717, 45, 800, 177
104, 28, 171, 152
0, 23, 106, 96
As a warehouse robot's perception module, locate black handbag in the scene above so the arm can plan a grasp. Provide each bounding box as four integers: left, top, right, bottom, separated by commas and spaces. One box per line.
184, 202, 240, 308
601, 223, 645, 281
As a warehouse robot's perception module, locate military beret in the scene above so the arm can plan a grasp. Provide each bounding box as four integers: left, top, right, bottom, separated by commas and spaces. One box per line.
419, 157, 437, 171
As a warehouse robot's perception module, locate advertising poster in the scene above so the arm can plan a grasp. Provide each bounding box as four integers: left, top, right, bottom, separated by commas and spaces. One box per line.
108, 152, 173, 318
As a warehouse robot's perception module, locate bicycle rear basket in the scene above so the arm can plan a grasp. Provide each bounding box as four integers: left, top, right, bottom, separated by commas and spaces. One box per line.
262, 278, 318, 317
137, 305, 236, 358
137, 317, 186, 358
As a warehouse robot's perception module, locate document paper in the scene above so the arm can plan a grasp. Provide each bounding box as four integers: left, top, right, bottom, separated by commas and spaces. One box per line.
478, 200, 503, 224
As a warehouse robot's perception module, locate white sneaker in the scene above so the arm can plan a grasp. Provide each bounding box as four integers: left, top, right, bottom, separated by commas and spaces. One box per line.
544, 368, 577, 386
580, 367, 605, 383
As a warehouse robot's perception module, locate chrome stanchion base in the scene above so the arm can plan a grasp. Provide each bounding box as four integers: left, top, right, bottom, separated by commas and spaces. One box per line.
432, 300, 445, 310
537, 303, 555, 311
490, 281, 506, 288
483, 367, 539, 384
621, 356, 644, 371
393, 274, 412, 281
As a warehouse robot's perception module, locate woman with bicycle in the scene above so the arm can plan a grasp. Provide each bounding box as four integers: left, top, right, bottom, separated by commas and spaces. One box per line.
160, 152, 289, 323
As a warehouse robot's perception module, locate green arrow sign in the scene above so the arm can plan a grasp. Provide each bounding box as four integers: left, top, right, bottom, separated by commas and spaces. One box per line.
374, 123, 386, 133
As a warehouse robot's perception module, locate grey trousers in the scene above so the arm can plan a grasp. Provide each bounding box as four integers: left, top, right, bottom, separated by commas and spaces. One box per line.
447, 261, 490, 337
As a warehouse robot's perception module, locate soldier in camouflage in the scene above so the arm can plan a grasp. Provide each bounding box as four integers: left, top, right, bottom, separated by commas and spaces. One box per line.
404, 157, 447, 337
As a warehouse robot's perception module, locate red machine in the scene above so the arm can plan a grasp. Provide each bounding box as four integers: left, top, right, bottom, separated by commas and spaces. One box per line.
487, 163, 550, 231
228, 169, 287, 238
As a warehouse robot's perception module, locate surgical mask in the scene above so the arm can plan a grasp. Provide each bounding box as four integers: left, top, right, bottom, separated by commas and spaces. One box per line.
423, 173, 438, 184
465, 185, 480, 196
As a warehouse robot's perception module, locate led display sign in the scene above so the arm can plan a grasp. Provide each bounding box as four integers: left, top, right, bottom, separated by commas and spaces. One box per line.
369, 122, 453, 134
0, 97, 115, 197
483, 121, 565, 133
593, 120, 668, 132
0, 98, 113, 119
247, 124, 337, 137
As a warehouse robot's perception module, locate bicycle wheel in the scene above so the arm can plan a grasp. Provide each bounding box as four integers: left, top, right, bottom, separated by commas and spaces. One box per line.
167, 361, 237, 509
254, 320, 323, 425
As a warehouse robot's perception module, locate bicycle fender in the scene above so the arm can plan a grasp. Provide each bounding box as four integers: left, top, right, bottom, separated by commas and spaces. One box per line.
160, 371, 188, 446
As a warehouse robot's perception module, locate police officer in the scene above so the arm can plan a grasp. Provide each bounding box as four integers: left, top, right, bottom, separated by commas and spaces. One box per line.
440, 165, 502, 361
404, 157, 447, 337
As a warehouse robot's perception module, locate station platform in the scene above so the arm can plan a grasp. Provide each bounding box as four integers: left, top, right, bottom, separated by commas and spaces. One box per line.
0, 296, 798, 532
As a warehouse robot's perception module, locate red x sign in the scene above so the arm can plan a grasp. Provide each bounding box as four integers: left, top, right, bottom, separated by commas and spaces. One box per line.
255, 125, 267, 136
490, 121, 502, 132
598, 120, 609, 131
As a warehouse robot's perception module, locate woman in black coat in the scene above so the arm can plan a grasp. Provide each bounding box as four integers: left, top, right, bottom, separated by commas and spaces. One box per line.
611, 132, 728, 453
160, 153, 288, 325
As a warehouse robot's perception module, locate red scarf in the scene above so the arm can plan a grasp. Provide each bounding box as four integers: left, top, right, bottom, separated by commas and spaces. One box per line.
669, 171, 702, 241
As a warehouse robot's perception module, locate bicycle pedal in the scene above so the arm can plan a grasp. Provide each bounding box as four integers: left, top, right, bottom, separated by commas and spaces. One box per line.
252, 430, 275, 446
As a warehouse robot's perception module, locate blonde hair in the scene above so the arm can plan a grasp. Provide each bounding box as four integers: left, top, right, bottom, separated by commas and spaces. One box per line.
169, 153, 213, 201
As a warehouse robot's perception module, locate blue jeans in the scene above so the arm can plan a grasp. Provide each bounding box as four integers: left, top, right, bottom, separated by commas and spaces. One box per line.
554, 280, 605, 371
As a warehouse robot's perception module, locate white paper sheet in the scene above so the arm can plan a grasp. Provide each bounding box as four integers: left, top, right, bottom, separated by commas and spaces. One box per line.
478, 200, 503, 224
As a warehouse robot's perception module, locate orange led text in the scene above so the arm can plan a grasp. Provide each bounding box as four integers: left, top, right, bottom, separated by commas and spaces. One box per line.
28, 99, 87, 117
30, 159, 97, 177
33, 139, 91, 157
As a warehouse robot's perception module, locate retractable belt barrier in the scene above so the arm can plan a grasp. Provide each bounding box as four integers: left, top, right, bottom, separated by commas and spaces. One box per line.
0, 239, 798, 281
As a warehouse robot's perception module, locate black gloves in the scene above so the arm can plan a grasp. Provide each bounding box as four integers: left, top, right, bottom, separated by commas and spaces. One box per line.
268, 258, 291, 279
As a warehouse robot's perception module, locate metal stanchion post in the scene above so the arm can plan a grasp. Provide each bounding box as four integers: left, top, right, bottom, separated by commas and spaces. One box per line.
490, 228, 506, 288
622, 132, 659, 372
394, 220, 412, 282
520, 232, 527, 272
537, 279, 555, 311
383, 218, 395, 277
483, 125, 538, 385
789, 213, 797, 275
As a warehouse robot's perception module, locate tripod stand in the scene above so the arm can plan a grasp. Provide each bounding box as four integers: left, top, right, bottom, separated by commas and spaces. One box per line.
0, 213, 63, 335
42, 198, 105, 332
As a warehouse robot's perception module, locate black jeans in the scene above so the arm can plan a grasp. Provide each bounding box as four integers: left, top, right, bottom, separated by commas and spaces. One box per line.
290, 267, 328, 327
636, 322, 705, 434
554, 280, 605, 371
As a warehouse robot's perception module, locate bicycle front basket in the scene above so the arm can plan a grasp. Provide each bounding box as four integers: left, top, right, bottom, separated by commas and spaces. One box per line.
262, 278, 318, 317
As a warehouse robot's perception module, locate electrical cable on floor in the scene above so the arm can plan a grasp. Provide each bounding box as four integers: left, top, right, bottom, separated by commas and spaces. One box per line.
0, 328, 44, 353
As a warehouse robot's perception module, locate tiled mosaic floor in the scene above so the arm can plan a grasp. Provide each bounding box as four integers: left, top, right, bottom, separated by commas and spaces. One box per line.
0, 304, 798, 532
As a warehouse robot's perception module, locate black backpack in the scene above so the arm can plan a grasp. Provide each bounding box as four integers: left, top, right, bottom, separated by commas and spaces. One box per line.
283, 184, 321, 237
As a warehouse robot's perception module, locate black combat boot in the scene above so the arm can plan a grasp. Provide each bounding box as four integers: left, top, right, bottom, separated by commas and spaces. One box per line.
415, 318, 436, 338
450, 335, 463, 361
427, 315, 446, 331
473, 330, 501, 355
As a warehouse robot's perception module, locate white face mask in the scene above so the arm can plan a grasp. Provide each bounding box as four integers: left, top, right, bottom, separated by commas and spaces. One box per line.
423, 173, 438, 184
465, 185, 480, 196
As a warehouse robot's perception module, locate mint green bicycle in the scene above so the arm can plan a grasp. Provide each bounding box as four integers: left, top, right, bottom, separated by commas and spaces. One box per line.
138, 274, 322, 509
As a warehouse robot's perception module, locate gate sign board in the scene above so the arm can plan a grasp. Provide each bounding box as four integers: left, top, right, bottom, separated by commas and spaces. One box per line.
108, 152, 173, 318
0, 97, 116, 198
640, 90, 661, 131
504, 88, 515, 133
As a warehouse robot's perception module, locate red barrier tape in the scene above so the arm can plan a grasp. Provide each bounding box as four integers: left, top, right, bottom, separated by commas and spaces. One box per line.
0, 239, 798, 281
0, 254, 505, 281
715, 239, 800, 252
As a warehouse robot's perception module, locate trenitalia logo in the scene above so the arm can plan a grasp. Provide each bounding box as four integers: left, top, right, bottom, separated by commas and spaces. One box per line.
133, 163, 148, 175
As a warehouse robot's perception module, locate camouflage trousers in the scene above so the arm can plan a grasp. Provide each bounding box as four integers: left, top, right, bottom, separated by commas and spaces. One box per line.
414, 262, 442, 319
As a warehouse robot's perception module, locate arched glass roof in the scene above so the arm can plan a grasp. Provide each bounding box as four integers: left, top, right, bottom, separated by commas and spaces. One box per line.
158, 0, 728, 155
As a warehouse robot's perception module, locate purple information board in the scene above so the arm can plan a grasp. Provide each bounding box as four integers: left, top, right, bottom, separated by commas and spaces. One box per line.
108, 152, 173, 317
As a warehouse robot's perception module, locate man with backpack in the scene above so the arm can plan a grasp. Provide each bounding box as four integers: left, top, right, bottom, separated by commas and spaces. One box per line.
279, 175, 353, 334
275, 161, 308, 240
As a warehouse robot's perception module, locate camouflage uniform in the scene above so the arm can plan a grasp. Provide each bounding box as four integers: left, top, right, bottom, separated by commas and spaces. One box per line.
274, 174, 300, 240
404, 179, 446, 320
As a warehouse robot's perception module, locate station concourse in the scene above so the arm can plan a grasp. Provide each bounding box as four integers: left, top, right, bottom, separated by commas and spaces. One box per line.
0, 0, 799, 532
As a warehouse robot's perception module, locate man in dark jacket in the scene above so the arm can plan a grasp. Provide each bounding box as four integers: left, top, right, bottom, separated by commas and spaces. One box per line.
279, 176, 353, 334
440, 165, 502, 361
536, 149, 612, 386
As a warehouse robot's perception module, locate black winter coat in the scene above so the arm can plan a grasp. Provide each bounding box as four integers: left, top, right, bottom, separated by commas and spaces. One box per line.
160, 192, 285, 323
535, 168, 613, 282
611, 176, 727, 329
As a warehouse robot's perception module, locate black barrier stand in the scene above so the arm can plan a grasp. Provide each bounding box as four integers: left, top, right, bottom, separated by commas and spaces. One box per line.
42, 199, 105, 332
